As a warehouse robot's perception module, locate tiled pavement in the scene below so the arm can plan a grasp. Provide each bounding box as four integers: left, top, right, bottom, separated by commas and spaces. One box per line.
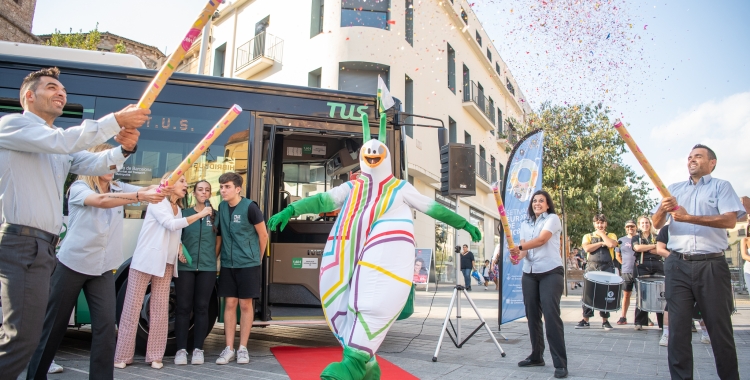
23, 284, 750, 379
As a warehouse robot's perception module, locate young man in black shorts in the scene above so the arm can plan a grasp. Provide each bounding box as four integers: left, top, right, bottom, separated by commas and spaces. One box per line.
215, 172, 268, 365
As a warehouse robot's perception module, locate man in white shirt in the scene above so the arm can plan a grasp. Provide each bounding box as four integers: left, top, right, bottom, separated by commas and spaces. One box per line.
0, 67, 149, 378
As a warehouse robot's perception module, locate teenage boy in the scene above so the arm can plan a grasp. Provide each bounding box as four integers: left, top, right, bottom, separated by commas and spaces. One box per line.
576, 214, 619, 331
215, 172, 268, 365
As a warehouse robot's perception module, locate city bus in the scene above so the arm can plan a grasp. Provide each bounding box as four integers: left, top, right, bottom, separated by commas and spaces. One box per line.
0, 49, 412, 354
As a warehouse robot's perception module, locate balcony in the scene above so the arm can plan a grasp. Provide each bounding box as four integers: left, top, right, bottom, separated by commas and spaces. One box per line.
475, 154, 498, 190
506, 78, 515, 96
234, 32, 283, 79
496, 124, 519, 151
462, 81, 495, 132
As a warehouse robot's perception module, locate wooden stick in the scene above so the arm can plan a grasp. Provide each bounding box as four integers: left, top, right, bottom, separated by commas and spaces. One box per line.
613, 119, 672, 199
137, 0, 222, 109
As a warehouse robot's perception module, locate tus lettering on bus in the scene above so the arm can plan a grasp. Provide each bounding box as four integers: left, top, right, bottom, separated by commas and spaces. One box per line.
327, 102, 369, 120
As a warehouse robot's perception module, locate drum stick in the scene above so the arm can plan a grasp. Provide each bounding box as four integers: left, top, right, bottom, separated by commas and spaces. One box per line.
137, 0, 223, 109
163, 105, 242, 187
612, 119, 673, 200
492, 183, 518, 263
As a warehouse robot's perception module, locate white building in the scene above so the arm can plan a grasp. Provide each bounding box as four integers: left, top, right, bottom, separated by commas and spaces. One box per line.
178, 0, 531, 280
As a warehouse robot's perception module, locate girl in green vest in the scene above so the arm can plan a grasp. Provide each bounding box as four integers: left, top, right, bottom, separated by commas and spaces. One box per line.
173, 180, 220, 365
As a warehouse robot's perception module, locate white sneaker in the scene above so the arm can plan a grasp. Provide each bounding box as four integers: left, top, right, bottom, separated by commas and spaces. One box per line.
151, 361, 163, 369
174, 349, 188, 365
48, 360, 64, 374
216, 346, 236, 364
484, 286, 488, 290
236, 346, 250, 364
659, 334, 668, 347
192, 349, 204, 365
701, 335, 711, 344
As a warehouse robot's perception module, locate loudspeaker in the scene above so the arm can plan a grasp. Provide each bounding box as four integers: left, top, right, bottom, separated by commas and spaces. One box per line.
440, 143, 476, 196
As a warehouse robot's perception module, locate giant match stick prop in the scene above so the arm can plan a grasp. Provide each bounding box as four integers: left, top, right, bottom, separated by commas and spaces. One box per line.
164, 105, 242, 187
493, 183, 519, 263
137, 0, 222, 109
613, 119, 673, 199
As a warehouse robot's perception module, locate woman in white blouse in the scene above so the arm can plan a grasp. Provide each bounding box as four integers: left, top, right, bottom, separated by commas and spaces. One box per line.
114, 172, 211, 369
509, 190, 568, 379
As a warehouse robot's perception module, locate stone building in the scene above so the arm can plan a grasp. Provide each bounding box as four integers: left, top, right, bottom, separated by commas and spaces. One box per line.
0, 0, 41, 44
36, 32, 166, 69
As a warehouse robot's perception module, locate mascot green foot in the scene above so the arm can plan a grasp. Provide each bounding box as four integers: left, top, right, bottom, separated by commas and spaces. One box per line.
363, 356, 381, 380
320, 346, 369, 380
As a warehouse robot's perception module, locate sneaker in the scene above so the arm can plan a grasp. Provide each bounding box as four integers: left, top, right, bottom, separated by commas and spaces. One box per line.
634, 324, 643, 331
216, 346, 236, 365
575, 319, 590, 329
659, 334, 668, 346
114, 362, 127, 369
485, 286, 488, 290
174, 349, 188, 365
48, 360, 64, 374
602, 321, 613, 331
691, 322, 698, 333
151, 361, 163, 369
701, 335, 711, 344
616, 317, 627, 325
192, 349, 204, 365
554, 367, 569, 378
236, 346, 250, 364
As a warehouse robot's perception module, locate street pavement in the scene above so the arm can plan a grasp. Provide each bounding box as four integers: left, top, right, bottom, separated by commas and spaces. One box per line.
23, 283, 750, 379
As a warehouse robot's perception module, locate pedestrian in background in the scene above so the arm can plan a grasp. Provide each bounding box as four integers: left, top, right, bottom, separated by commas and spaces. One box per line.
114, 172, 211, 369
459, 244, 476, 291
0, 67, 148, 379
174, 180, 221, 366
510, 190, 568, 379
25, 144, 164, 379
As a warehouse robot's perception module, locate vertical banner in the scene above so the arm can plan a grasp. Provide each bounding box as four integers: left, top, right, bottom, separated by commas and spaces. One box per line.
499, 129, 544, 325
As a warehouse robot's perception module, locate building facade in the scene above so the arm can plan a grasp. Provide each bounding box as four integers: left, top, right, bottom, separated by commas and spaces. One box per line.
0, 0, 41, 44
36, 32, 166, 69
178, 0, 531, 281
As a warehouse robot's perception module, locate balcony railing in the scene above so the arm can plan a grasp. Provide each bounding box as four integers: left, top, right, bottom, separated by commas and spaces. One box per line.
235, 32, 284, 72
476, 154, 497, 184
506, 78, 515, 96
497, 124, 519, 147
462, 81, 494, 122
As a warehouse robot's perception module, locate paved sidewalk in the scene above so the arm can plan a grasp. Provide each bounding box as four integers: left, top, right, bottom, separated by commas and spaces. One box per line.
23, 284, 750, 379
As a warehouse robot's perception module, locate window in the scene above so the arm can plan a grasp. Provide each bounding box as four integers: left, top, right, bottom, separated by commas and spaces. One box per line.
447, 43, 456, 94
405, 0, 414, 46
405, 75, 413, 138
486, 48, 492, 61
475, 31, 482, 47
497, 108, 503, 133
506, 78, 515, 96
469, 208, 485, 263
489, 96, 495, 125
448, 117, 457, 143
341, 0, 390, 30
462, 64, 470, 101
435, 191, 456, 283
310, 0, 324, 37
490, 156, 497, 183
308, 68, 322, 88
338, 62, 389, 93
496, 62, 500, 75
460, 8, 468, 24
498, 163, 505, 183
212, 43, 226, 77
477, 82, 485, 111
464, 131, 471, 146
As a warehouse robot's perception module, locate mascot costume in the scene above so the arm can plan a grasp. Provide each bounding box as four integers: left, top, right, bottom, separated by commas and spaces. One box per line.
268, 113, 481, 380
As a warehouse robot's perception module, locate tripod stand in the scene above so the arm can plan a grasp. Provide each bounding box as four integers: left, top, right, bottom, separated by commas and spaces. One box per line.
432, 283, 506, 361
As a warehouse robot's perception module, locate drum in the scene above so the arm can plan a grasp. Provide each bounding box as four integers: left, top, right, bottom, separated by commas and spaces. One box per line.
636, 275, 666, 312
582, 271, 623, 312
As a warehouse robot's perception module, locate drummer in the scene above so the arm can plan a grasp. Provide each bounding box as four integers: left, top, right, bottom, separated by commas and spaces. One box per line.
615, 220, 639, 325
575, 214, 619, 331
632, 216, 667, 332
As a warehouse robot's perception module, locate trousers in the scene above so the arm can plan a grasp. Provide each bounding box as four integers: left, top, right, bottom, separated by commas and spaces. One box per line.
0, 233, 56, 379
114, 265, 173, 363
174, 270, 216, 350
26, 261, 116, 379
522, 266, 567, 369
665, 253, 738, 380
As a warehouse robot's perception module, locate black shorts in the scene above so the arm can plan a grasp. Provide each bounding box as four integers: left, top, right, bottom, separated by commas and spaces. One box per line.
621, 272, 635, 291
218, 266, 261, 299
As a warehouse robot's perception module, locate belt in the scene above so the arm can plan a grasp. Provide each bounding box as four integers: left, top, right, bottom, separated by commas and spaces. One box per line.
0, 223, 60, 246
670, 251, 723, 261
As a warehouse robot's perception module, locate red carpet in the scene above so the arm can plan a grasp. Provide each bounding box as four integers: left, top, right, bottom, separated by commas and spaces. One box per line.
270, 346, 419, 380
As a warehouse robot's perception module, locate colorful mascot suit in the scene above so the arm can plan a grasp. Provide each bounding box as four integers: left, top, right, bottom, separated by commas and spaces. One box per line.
268, 114, 481, 380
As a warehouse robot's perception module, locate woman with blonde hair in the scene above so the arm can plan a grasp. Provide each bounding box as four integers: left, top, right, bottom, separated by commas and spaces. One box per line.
26, 143, 164, 379
114, 171, 211, 369
632, 215, 668, 332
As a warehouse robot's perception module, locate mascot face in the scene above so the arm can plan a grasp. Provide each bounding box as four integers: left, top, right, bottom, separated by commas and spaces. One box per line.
359, 113, 392, 179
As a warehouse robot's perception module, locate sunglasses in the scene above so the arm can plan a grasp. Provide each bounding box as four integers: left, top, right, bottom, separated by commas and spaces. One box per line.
625, 225, 636, 228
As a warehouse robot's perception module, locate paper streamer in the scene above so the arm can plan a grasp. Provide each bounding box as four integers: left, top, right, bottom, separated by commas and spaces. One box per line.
137, 0, 223, 109
182, 245, 193, 266
165, 104, 242, 187
492, 183, 518, 262
612, 119, 672, 199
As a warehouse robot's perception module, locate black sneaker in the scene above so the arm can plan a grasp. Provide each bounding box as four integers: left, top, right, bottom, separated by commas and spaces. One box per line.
518, 358, 545, 367
554, 368, 569, 378
602, 321, 614, 331
575, 320, 590, 329
616, 317, 627, 325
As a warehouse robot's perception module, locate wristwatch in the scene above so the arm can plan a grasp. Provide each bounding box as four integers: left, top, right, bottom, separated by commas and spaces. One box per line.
518, 245, 523, 251
121, 144, 138, 157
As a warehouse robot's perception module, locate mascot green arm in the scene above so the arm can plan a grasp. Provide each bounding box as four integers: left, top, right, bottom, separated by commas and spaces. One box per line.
425, 203, 482, 242
268, 193, 338, 232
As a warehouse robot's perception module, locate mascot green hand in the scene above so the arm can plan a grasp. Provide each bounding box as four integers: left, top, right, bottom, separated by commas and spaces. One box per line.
267, 207, 294, 232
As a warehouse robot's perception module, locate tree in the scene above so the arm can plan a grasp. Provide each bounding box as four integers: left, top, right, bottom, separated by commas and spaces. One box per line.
512, 102, 657, 246
45, 23, 101, 51
114, 41, 127, 54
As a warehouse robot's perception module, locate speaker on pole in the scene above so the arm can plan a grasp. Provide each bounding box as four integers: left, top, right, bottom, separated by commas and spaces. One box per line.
440, 143, 476, 197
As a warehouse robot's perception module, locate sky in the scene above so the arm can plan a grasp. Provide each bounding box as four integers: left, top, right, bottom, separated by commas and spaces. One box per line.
31, 0, 750, 199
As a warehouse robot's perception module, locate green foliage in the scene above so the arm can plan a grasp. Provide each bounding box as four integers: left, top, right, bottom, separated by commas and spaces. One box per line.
45, 23, 101, 51
114, 41, 126, 54
513, 102, 657, 246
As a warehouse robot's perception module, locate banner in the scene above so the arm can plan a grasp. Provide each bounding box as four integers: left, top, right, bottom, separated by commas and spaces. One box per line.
499, 129, 544, 325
